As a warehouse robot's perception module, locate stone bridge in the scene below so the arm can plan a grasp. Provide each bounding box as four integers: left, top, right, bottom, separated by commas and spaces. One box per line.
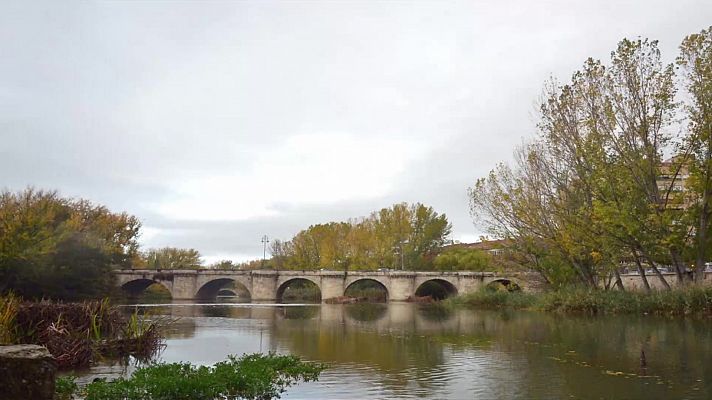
114, 269, 547, 301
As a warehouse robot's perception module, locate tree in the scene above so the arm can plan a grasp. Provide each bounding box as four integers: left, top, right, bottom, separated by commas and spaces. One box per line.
142, 247, 202, 270
678, 26, 712, 282
210, 260, 238, 270
470, 37, 681, 289
0, 188, 141, 299
268, 203, 451, 271
433, 247, 492, 271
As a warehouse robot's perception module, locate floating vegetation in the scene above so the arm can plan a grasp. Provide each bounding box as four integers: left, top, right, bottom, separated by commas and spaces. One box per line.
56, 353, 325, 400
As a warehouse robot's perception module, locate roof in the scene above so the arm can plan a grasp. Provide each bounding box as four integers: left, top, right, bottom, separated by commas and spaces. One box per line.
441, 239, 510, 252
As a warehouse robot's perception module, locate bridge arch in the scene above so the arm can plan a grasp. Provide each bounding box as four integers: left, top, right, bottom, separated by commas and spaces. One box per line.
217, 288, 238, 296
486, 278, 523, 292
415, 278, 458, 300
276, 278, 322, 303
120, 278, 172, 299
345, 278, 389, 302
195, 278, 251, 301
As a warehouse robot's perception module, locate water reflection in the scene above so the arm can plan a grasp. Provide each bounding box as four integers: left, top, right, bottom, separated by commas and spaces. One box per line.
277, 305, 319, 320
415, 303, 454, 322
77, 302, 712, 399
344, 303, 388, 322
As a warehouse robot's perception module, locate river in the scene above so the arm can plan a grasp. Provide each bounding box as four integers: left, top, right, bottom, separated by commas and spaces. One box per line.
73, 302, 712, 399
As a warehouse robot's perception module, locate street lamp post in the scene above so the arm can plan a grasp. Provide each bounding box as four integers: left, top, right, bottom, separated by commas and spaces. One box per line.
393, 240, 407, 270
400, 242, 405, 270
392, 246, 400, 270
399, 239, 408, 270
261, 235, 269, 269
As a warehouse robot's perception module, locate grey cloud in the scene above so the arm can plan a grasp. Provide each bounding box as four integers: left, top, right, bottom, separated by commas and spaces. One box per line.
2, 0, 711, 261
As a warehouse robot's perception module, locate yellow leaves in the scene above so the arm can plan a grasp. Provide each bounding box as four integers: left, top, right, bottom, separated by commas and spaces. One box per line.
590, 251, 602, 263
277, 203, 450, 270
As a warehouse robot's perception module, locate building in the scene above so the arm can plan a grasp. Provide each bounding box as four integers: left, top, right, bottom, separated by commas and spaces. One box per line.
657, 155, 693, 210
442, 239, 510, 257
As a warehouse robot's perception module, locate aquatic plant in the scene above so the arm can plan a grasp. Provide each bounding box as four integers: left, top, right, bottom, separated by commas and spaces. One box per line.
99, 310, 165, 362
54, 376, 78, 400
56, 353, 326, 400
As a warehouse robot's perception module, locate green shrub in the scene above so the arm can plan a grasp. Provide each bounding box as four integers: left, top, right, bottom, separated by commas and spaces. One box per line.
55, 376, 78, 400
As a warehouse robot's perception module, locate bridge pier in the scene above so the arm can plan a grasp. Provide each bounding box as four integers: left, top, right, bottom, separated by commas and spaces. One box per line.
172, 273, 198, 300
389, 273, 416, 301
319, 272, 348, 300
251, 271, 278, 301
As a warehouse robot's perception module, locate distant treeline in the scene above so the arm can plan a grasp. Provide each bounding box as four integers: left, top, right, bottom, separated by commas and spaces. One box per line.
269, 203, 452, 271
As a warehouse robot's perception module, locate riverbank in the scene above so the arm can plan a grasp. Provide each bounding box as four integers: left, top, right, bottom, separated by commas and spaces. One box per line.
448, 286, 712, 316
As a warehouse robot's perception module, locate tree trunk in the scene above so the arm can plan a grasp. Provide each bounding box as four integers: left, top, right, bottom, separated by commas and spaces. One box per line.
581, 263, 597, 288
695, 149, 712, 283
637, 247, 671, 290
571, 259, 595, 288
613, 269, 625, 291
632, 251, 651, 293
669, 248, 687, 285
695, 205, 709, 282
645, 258, 671, 290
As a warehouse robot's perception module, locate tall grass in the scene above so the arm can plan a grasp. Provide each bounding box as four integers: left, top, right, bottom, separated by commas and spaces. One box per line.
538, 286, 712, 315
0, 293, 19, 344
100, 310, 164, 361
451, 286, 712, 316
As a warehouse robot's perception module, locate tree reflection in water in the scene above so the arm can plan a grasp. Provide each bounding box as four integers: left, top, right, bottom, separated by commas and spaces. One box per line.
279, 305, 319, 320
415, 303, 454, 322
345, 303, 388, 322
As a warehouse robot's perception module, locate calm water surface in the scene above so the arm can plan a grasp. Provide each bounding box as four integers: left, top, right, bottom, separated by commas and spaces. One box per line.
75, 302, 712, 399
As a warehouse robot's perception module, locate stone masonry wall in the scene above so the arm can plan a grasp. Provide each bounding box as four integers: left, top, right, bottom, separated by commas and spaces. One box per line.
0, 345, 56, 400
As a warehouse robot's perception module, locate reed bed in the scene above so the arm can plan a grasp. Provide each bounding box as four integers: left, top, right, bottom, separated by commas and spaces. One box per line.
450, 286, 712, 316
2, 296, 165, 369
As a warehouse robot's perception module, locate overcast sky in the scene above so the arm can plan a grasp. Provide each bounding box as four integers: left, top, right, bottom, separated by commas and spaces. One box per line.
1, 1, 711, 263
